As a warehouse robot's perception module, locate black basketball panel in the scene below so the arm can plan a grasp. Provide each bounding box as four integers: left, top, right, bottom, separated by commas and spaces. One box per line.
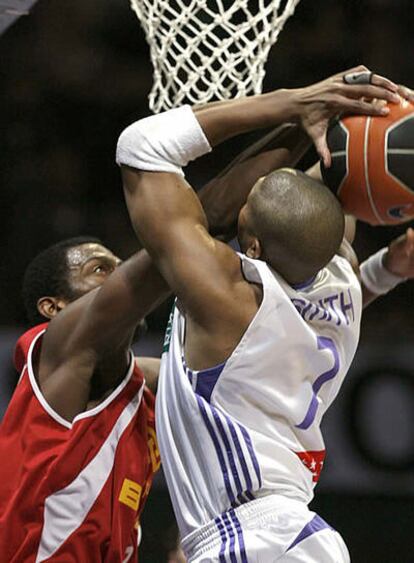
321, 154, 347, 195
387, 115, 414, 150
326, 120, 348, 153
387, 154, 414, 193
321, 121, 348, 194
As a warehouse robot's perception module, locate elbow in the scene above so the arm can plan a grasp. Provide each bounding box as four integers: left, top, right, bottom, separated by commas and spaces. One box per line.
116, 123, 144, 170
116, 114, 187, 176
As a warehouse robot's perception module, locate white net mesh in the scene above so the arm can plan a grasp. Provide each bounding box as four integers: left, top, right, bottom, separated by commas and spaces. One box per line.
130, 0, 301, 113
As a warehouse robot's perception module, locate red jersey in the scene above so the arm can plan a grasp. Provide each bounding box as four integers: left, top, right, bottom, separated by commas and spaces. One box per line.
0, 324, 160, 562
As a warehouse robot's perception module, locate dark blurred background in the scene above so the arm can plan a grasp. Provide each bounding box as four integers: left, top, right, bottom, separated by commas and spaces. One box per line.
0, 0, 413, 561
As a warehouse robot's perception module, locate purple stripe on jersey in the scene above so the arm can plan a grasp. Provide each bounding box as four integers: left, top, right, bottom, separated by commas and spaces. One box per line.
210, 407, 244, 496
222, 512, 238, 563
296, 395, 319, 431
229, 509, 248, 563
194, 362, 226, 403
296, 336, 340, 430
196, 396, 236, 504
287, 514, 332, 552
225, 417, 253, 493
236, 492, 251, 505
215, 516, 228, 563
236, 423, 262, 488
192, 363, 257, 499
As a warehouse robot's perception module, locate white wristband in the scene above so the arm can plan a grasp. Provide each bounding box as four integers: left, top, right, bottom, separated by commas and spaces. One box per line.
116, 105, 212, 177
360, 247, 406, 295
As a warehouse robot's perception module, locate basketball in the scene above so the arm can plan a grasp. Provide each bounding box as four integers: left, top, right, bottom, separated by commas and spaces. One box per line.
321, 99, 414, 225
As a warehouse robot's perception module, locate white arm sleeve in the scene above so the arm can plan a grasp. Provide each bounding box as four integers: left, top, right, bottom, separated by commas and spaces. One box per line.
360, 247, 406, 295
116, 105, 212, 177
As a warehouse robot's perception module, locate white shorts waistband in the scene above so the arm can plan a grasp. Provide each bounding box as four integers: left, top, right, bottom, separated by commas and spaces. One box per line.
182, 494, 308, 558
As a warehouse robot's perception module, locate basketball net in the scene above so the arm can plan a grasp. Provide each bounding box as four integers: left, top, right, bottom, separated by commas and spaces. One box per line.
130, 0, 301, 113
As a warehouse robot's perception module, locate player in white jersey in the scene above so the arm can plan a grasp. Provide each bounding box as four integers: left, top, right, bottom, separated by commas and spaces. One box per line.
157, 247, 360, 562
116, 68, 403, 562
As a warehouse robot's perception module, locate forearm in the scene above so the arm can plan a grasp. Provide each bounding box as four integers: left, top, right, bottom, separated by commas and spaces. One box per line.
67, 250, 170, 356
193, 90, 300, 147
360, 247, 406, 308
92, 251, 169, 336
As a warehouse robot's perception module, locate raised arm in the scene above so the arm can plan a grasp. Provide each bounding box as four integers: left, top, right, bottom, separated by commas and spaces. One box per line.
117, 69, 399, 335
194, 67, 398, 166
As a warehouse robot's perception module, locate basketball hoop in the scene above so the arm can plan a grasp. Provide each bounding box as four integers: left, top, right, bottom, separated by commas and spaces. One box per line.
130, 0, 301, 113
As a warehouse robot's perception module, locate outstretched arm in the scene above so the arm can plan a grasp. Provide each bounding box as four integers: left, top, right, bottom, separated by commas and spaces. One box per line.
194, 66, 398, 166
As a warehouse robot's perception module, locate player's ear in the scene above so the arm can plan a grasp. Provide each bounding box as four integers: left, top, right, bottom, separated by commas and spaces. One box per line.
246, 237, 262, 259
37, 297, 68, 320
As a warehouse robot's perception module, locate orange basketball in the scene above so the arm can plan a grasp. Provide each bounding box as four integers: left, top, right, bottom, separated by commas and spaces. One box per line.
321, 99, 414, 225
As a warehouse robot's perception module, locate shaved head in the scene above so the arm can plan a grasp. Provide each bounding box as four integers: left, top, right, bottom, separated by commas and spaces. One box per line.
240, 168, 344, 284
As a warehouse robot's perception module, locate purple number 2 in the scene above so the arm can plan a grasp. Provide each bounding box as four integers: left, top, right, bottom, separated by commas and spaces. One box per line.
295, 336, 340, 430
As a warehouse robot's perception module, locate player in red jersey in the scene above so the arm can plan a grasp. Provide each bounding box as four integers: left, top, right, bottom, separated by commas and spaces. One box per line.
0, 237, 168, 562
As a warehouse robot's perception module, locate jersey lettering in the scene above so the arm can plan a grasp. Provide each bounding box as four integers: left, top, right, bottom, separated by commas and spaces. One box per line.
291, 288, 355, 326
119, 478, 142, 511
147, 427, 161, 472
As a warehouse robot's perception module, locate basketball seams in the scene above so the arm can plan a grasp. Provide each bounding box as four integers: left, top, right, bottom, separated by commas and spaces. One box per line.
364, 116, 384, 225
387, 149, 414, 155
335, 121, 349, 199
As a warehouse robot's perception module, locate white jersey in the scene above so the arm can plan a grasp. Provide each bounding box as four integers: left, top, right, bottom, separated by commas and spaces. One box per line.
156, 253, 362, 540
